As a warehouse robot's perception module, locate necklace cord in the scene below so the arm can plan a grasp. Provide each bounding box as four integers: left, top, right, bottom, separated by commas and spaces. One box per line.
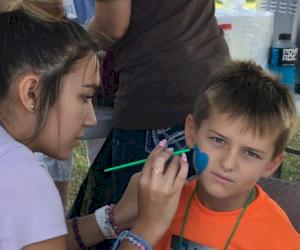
223, 187, 255, 250
178, 183, 255, 250
178, 183, 198, 249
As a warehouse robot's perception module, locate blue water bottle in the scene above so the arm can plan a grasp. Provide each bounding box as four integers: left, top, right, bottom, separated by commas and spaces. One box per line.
269, 33, 298, 91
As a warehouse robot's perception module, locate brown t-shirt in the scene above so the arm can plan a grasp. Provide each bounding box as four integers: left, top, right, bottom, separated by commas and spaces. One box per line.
112, 0, 229, 130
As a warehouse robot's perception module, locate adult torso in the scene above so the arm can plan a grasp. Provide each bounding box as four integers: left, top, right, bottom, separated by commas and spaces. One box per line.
112, 0, 229, 129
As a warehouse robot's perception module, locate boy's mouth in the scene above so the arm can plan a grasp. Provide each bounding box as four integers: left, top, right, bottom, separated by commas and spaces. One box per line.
211, 171, 234, 183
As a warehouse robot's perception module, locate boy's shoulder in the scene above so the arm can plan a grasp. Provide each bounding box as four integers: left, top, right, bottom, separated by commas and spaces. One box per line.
253, 185, 298, 233
155, 180, 300, 250
177, 180, 299, 244
178, 180, 295, 228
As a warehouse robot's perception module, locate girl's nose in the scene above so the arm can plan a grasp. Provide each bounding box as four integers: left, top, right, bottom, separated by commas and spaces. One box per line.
85, 102, 97, 127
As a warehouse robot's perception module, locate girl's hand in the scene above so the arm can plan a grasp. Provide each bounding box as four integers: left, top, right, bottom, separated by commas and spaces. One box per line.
131, 140, 189, 246
114, 172, 140, 230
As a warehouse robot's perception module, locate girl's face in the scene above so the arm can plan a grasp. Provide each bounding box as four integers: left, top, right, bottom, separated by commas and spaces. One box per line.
33, 54, 100, 159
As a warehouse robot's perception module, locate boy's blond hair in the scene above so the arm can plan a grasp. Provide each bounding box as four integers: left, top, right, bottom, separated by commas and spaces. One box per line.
193, 60, 296, 158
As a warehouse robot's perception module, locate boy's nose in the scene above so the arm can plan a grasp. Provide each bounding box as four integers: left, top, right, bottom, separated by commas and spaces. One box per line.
220, 149, 237, 171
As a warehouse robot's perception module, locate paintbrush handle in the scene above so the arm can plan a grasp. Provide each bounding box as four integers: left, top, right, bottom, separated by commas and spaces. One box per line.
104, 148, 191, 172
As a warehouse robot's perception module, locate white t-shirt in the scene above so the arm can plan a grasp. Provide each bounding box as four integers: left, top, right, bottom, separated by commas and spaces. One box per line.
0, 126, 67, 250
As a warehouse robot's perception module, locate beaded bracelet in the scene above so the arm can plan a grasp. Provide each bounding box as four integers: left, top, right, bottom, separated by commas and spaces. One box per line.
71, 217, 87, 250
112, 230, 153, 250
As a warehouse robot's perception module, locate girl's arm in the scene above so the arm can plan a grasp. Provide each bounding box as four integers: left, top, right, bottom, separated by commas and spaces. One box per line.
88, 0, 131, 47
24, 143, 188, 250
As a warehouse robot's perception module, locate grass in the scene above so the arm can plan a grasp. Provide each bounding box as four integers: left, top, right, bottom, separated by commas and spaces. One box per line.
69, 141, 89, 209
282, 119, 300, 181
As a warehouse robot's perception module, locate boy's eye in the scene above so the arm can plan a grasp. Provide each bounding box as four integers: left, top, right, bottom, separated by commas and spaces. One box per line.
244, 150, 260, 159
210, 136, 225, 145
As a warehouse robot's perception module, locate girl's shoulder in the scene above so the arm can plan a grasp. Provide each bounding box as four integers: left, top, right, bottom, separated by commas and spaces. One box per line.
0, 129, 67, 249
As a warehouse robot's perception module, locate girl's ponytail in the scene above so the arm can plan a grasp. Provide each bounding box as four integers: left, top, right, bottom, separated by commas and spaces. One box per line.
1, 0, 65, 22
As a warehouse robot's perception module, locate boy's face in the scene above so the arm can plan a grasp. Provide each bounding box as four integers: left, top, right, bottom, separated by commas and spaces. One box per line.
185, 108, 285, 204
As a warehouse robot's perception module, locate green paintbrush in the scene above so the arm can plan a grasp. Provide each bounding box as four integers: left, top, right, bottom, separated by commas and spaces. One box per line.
104, 148, 191, 172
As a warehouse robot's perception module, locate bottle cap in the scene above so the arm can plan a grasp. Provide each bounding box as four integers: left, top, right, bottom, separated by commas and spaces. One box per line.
279, 33, 291, 40
219, 23, 232, 30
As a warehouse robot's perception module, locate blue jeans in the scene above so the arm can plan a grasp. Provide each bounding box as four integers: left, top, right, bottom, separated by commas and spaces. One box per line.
111, 125, 189, 202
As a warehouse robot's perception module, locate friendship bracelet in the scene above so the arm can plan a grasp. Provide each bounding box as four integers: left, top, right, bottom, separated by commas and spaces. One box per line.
112, 230, 153, 250
95, 204, 118, 239
71, 217, 87, 250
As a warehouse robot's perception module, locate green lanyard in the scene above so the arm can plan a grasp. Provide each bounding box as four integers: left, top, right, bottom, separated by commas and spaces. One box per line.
178, 183, 255, 250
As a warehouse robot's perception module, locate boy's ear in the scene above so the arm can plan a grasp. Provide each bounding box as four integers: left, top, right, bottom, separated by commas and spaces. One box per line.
185, 114, 197, 149
17, 73, 40, 112
262, 152, 286, 178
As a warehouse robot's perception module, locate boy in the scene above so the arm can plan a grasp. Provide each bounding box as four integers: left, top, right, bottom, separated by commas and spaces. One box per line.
155, 60, 300, 249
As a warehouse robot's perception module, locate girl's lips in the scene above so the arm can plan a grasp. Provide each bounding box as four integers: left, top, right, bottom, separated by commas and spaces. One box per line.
212, 172, 234, 183
73, 136, 82, 146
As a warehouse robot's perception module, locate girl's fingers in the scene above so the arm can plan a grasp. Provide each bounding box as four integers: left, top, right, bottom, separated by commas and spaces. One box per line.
161, 153, 189, 191
163, 155, 180, 188
142, 139, 168, 177
149, 148, 174, 178
173, 153, 189, 191
141, 143, 188, 194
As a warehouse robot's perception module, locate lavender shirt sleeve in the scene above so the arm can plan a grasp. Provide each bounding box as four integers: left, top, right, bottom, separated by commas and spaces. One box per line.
0, 130, 67, 250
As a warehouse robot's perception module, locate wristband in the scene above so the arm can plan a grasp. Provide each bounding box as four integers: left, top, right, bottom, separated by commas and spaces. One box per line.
95, 204, 118, 239
112, 230, 152, 250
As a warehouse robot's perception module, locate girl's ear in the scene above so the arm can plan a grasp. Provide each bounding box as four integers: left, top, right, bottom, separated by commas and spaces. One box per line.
17, 73, 40, 112
185, 114, 197, 149
262, 152, 286, 178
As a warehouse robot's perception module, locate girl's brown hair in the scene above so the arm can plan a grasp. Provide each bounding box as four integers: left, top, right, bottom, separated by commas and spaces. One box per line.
0, 0, 101, 140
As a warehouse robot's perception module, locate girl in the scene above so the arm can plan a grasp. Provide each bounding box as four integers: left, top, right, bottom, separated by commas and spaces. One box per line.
0, 1, 188, 249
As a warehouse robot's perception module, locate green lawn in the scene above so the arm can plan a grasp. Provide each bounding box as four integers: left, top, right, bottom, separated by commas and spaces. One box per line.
69, 118, 300, 208
282, 119, 300, 181
70, 141, 89, 209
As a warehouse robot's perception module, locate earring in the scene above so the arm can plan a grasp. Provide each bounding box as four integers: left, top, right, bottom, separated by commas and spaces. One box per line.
30, 104, 35, 111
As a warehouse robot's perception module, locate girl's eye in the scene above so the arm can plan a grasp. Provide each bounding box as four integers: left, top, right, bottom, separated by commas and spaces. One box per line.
210, 136, 225, 145
244, 150, 260, 159
83, 95, 93, 103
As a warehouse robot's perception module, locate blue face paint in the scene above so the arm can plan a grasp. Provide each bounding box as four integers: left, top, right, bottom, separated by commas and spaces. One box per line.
193, 145, 209, 175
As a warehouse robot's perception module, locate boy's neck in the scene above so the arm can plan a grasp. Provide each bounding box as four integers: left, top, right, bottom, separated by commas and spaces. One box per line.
196, 183, 257, 212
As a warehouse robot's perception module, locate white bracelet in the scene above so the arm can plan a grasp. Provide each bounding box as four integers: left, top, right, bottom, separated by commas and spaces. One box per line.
94, 205, 118, 239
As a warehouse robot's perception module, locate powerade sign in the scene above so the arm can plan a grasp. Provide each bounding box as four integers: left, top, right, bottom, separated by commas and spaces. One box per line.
270, 47, 298, 65
282, 48, 298, 63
